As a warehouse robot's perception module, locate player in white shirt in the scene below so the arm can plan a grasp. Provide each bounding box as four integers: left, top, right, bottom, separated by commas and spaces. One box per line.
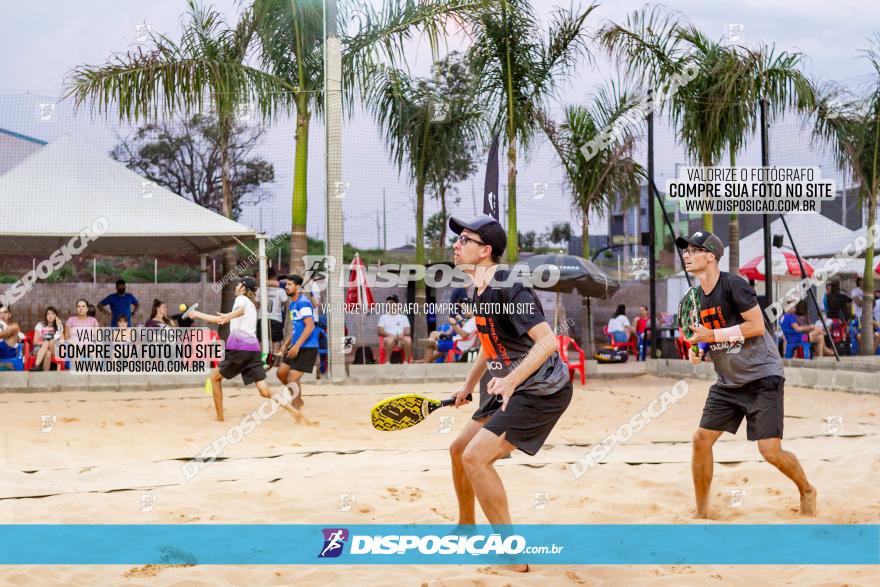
187, 277, 308, 424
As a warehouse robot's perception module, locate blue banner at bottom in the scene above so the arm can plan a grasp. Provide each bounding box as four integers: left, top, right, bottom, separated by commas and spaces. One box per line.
0, 525, 877, 565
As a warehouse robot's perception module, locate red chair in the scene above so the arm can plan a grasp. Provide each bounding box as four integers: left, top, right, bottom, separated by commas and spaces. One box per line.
603, 325, 637, 354
208, 330, 221, 368
675, 334, 692, 360
379, 335, 412, 364
558, 335, 585, 384
23, 330, 66, 371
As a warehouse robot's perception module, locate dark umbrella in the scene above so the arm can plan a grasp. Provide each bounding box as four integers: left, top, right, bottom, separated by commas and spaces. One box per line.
517, 253, 620, 298
515, 253, 620, 353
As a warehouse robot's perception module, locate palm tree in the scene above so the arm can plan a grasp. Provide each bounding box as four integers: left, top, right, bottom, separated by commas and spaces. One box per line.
812, 34, 880, 356
469, 0, 596, 262
537, 82, 645, 259
254, 0, 486, 273
709, 41, 815, 274
67, 1, 291, 320
365, 59, 483, 355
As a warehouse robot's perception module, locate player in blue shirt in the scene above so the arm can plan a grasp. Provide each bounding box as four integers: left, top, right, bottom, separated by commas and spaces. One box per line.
277, 275, 320, 414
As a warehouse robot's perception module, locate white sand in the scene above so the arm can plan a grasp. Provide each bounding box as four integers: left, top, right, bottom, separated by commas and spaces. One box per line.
1, 374, 878, 586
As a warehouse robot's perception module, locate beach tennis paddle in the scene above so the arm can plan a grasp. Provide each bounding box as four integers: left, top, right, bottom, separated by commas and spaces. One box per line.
370, 393, 472, 432
677, 287, 701, 355
182, 303, 199, 320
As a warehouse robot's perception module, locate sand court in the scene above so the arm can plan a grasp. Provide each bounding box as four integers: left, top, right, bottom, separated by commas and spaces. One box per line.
1, 374, 878, 585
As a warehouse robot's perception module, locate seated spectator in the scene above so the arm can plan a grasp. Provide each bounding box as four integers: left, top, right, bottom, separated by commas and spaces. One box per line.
33, 306, 63, 371
378, 294, 411, 362
810, 311, 834, 357
449, 312, 479, 360
780, 306, 815, 359
851, 277, 864, 319
826, 281, 852, 322
0, 305, 23, 361
64, 299, 100, 342
607, 304, 633, 344
98, 279, 139, 327
420, 311, 478, 362
145, 299, 176, 328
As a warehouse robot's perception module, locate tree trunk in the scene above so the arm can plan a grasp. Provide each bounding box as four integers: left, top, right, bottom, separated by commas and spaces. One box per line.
581, 209, 590, 259
219, 129, 235, 340
439, 185, 447, 251
414, 177, 428, 360
728, 148, 740, 275
290, 97, 311, 275
702, 156, 713, 232
506, 139, 518, 263
860, 193, 875, 356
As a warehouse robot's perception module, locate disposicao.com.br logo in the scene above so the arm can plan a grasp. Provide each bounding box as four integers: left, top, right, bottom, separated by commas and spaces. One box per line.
317, 528, 563, 558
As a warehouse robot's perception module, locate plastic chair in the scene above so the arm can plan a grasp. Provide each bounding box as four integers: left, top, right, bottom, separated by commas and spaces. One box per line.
558, 335, 585, 384
379, 335, 412, 364
604, 325, 637, 354
675, 334, 691, 360
0, 341, 28, 371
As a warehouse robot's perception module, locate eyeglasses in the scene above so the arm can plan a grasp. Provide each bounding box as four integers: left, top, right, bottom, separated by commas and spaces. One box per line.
684, 247, 709, 256
456, 234, 487, 247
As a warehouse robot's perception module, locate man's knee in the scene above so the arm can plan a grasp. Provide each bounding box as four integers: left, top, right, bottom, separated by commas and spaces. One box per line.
758, 440, 783, 464
693, 429, 718, 450
450, 436, 468, 461
211, 370, 223, 382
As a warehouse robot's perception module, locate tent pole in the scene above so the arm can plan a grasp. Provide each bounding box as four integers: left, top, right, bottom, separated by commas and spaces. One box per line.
200, 255, 207, 286
257, 234, 270, 358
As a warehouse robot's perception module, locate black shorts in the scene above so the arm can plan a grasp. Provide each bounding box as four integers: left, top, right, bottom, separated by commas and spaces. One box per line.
472, 383, 573, 456
219, 350, 266, 385
700, 375, 784, 440
256, 321, 285, 343
281, 347, 318, 374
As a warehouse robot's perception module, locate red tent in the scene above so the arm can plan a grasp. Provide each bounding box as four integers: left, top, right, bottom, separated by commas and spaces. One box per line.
739, 251, 814, 281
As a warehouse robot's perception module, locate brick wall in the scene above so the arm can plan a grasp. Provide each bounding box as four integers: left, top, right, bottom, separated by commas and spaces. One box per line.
3, 283, 221, 332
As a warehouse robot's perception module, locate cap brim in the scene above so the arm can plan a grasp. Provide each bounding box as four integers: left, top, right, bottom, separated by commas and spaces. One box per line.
448, 216, 471, 235
674, 236, 695, 249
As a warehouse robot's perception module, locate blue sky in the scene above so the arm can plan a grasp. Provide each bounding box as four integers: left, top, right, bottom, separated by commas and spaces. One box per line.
0, 1, 877, 248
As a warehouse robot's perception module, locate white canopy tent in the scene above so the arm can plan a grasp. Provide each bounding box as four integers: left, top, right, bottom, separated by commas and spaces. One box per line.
0, 135, 271, 353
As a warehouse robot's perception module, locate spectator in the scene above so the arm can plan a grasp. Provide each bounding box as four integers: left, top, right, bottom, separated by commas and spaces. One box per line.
261, 268, 287, 353
634, 305, 651, 360
33, 306, 63, 371
64, 299, 100, 342
145, 299, 176, 328
850, 277, 864, 319
449, 311, 479, 359
825, 282, 852, 322
822, 283, 831, 314
607, 304, 632, 344
810, 311, 834, 357
378, 294, 411, 362
98, 279, 139, 327
780, 306, 814, 359
171, 304, 195, 328
0, 305, 23, 362
450, 286, 472, 316
87, 303, 97, 318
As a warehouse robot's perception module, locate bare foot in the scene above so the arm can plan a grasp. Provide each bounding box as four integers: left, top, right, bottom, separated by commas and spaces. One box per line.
800, 486, 817, 517
694, 508, 711, 519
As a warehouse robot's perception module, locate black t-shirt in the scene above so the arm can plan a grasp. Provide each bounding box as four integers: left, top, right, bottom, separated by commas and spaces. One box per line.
469, 269, 569, 396
699, 272, 783, 387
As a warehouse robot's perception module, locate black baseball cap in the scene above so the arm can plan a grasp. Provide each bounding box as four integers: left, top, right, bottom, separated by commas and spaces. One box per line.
675, 230, 724, 259
237, 276, 258, 292
448, 214, 507, 258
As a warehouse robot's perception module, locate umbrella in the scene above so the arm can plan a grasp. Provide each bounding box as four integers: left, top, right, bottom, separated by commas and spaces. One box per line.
515, 253, 620, 353
739, 251, 814, 281
517, 253, 620, 298
345, 253, 374, 312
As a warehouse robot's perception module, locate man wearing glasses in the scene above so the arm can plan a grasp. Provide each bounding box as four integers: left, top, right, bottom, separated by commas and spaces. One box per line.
676, 230, 816, 518
446, 214, 572, 571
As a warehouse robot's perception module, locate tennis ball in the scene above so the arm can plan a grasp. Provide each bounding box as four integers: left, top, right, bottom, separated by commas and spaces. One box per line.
179, 304, 187, 312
